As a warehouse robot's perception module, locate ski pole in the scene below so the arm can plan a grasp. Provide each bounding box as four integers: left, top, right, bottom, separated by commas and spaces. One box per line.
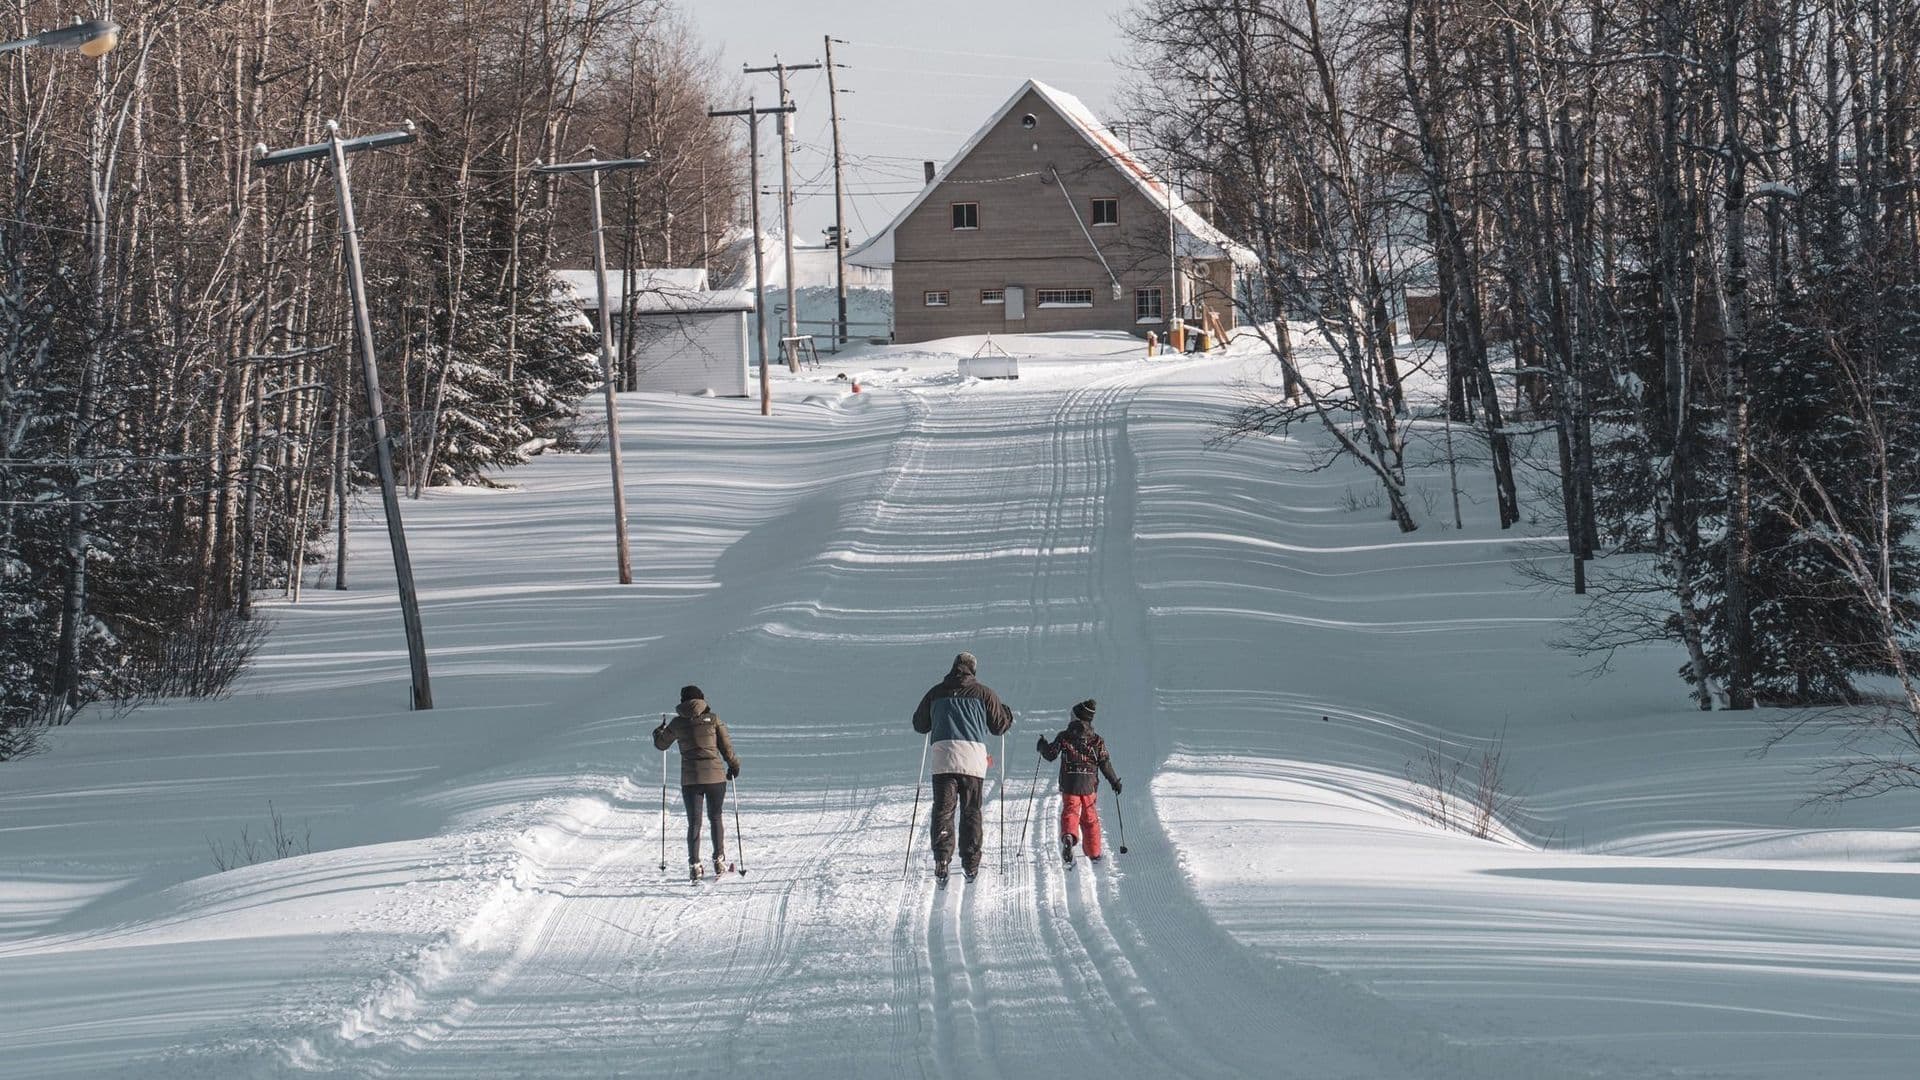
658, 714, 670, 872
1018, 751, 1043, 850
903, 731, 929, 878
1114, 790, 1129, 855
730, 778, 747, 876
999, 732, 1008, 874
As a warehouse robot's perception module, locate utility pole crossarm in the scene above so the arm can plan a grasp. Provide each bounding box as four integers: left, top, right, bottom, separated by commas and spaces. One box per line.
708, 105, 795, 118
534, 156, 651, 175
257, 123, 415, 166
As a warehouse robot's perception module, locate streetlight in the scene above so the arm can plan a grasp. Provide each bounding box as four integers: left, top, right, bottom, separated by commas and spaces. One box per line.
0, 18, 119, 57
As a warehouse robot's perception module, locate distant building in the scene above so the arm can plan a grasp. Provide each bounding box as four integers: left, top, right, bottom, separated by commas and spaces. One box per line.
848, 79, 1254, 344
556, 269, 754, 397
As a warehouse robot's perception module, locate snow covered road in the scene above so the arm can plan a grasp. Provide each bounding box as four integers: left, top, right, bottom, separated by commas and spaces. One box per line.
7, 336, 1920, 1078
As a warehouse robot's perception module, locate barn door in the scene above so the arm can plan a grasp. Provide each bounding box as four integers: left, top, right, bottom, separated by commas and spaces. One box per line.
1004, 285, 1025, 322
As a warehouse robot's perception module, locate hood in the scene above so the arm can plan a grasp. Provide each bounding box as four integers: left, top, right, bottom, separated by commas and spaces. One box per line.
1068, 716, 1093, 737
676, 698, 709, 719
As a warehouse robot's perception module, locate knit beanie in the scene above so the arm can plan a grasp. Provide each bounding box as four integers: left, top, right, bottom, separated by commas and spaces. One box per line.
1072, 699, 1096, 723
680, 684, 705, 703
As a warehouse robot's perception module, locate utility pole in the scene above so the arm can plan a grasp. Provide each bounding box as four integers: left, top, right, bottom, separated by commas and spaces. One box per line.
534, 155, 652, 586
710, 98, 795, 416
825, 36, 849, 346
257, 121, 432, 710
744, 57, 820, 370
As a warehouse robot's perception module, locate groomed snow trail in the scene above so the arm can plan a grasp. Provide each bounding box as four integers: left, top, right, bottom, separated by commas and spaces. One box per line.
282, 363, 1616, 1078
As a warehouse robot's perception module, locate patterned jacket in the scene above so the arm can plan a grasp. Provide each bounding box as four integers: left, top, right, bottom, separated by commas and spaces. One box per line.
1038, 719, 1120, 796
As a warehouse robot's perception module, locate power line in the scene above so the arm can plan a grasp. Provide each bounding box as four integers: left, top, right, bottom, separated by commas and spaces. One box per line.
843, 40, 1122, 69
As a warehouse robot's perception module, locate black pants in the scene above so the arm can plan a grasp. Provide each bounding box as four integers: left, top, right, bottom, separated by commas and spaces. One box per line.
682, 782, 727, 864
929, 773, 984, 873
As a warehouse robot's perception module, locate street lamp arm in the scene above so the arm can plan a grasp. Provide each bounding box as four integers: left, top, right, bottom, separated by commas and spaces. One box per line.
0, 18, 119, 57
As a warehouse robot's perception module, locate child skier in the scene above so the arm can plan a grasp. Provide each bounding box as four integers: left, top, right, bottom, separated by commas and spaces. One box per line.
1036, 699, 1122, 865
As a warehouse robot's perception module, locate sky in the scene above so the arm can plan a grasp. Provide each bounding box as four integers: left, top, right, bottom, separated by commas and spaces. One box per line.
683, 0, 1141, 250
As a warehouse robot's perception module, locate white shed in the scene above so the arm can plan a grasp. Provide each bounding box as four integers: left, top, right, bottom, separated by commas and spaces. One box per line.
556, 269, 755, 397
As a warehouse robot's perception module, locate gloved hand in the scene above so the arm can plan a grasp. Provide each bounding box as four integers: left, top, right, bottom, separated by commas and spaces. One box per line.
726, 763, 740, 780
653, 723, 669, 738
1035, 736, 1048, 755
1111, 778, 1123, 794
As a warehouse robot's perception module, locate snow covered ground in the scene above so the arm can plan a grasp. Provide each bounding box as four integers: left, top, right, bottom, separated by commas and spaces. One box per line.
4, 331, 1919, 1078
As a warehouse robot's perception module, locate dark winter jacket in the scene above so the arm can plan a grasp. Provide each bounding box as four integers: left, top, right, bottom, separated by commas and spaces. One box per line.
653, 699, 740, 786
1038, 718, 1120, 796
912, 653, 1014, 779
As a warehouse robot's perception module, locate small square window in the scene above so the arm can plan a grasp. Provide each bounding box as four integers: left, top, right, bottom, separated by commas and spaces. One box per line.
1135, 287, 1163, 321
1091, 198, 1119, 226
981, 289, 1005, 305
951, 203, 979, 229
925, 290, 949, 307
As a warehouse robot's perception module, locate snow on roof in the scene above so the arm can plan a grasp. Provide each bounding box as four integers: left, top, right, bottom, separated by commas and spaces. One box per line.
554, 268, 755, 315
847, 79, 1256, 269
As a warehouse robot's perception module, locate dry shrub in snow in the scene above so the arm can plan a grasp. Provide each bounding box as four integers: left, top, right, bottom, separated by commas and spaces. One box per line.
1406, 729, 1520, 842
207, 802, 312, 873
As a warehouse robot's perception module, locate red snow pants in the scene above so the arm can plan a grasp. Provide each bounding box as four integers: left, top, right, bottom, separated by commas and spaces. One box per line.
1060, 792, 1103, 857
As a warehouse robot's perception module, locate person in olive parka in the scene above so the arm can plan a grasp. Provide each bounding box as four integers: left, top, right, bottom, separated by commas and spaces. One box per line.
653, 685, 741, 880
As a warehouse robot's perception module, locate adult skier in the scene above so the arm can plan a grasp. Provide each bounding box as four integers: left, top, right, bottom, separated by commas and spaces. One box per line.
911, 652, 1015, 884
1037, 699, 1122, 865
653, 685, 741, 881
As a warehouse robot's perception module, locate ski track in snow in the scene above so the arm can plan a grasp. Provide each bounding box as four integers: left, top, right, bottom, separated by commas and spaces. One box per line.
258, 360, 1632, 1079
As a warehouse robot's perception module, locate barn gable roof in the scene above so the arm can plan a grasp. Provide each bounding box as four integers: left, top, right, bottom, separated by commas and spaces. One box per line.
847, 79, 1255, 269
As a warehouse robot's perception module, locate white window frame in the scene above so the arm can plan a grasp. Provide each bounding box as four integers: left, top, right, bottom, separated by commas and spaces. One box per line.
1091, 197, 1120, 227
925, 290, 950, 307
951, 202, 979, 230
980, 288, 1005, 305
1035, 288, 1094, 309
1134, 287, 1163, 322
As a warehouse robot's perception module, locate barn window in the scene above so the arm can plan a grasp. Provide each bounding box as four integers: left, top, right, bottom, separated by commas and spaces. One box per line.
951, 202, 979, 230
1091, 197, 1119, 226
1135, 287, 1163, 321
981, 288, 1005, 305
1035, 288, 1094, 308
925, 290, 950, 307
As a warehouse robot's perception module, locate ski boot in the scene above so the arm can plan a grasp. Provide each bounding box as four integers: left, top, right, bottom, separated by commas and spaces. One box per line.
714, 854, 727, 878
1061, 833, 1076, 868
934, 862, 951, 888
963, 866, 979, 884
689, 861, 703, 884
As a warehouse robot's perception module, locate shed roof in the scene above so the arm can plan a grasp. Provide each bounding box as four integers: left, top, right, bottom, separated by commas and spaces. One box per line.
847, 79, 1256, 269
554, 268, 755, 314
